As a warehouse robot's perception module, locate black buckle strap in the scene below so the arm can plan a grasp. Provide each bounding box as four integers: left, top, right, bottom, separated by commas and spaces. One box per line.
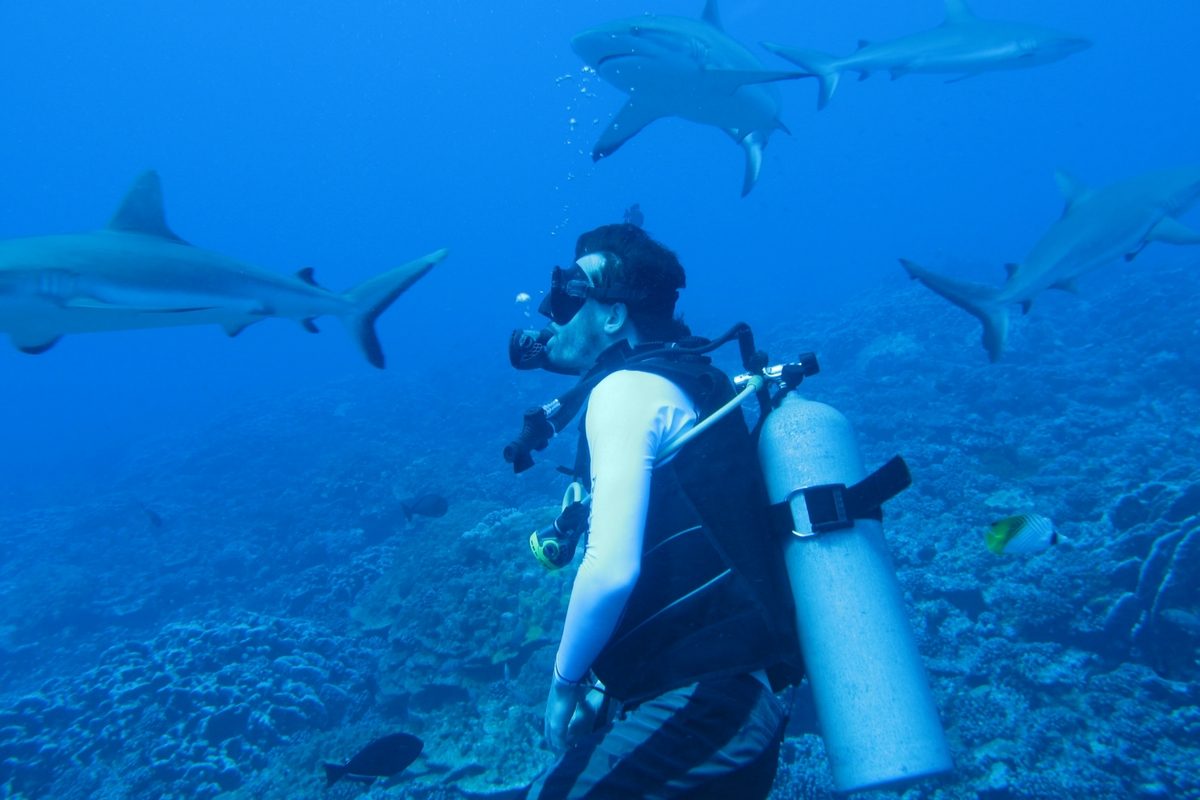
769, 456, 912, 536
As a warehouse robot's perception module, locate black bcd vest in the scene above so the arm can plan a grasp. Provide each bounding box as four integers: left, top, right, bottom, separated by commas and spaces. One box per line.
573, 353, 803, 705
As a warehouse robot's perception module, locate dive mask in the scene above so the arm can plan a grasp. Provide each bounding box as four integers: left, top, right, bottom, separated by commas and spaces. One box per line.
539, 262, 594, 325
539, 252, 640, 325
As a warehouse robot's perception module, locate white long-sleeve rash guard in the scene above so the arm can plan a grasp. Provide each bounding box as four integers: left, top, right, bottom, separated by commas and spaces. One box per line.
554, 369, 698, 683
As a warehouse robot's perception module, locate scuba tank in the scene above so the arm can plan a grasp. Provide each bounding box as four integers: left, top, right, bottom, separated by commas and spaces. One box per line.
507, 323, 952, 793
759, 396, 953, 793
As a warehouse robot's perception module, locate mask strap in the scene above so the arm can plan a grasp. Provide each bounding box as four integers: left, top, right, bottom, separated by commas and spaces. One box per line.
574, 253, 606, 284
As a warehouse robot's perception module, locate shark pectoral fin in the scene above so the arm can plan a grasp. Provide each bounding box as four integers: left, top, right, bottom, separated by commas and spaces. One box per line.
701, 67, 809, 94
301, 318, 320, 333
1148, 216, 1200, 246
739, 131, 766, 197
1124, 243, 1148, 262
889, 66, 911, 81
593, 101, 663, 160
944, 72, 984, 84
1020, 300, 1033, 315
1050, 279, 1079, 293
1004, 263, 1020, 279
222, 319, 261, 337
11, 331, 63, 355
107, 170, 188, 244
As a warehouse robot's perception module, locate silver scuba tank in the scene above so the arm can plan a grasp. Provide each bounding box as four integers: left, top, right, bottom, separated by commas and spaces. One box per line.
758, 394, 952, 793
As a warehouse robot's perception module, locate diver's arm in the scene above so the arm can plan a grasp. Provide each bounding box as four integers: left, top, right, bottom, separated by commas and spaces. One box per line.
546, 371, 694, 751
554, 370, 697, 682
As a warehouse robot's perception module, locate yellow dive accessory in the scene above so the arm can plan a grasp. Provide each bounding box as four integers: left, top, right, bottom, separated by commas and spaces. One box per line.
530, 482, 589, 570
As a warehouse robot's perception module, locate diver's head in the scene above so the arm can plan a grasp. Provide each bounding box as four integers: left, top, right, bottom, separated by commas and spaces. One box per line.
572, 223, 688, 343
510, 224, 689, 375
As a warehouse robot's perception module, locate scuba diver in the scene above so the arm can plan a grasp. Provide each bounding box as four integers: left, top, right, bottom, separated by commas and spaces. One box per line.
505, 223, 800, 798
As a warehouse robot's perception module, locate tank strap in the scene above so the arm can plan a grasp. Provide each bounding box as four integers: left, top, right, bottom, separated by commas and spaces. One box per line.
769, 456, 912, 537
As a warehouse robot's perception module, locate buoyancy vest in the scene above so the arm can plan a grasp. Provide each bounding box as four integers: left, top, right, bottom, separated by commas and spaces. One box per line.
573, 352, 803, 705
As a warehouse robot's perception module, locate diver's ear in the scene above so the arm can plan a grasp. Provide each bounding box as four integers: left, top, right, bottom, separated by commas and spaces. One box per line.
602, 302, 629, 334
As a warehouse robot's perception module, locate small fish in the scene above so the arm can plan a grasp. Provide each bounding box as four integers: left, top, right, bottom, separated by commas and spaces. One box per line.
623, 203, 644, 228
324, 732, 423, 787
402, 494, 449, 521
515, 292, 531, 304
138, 503, 164, 530
986, 514, 1057, 555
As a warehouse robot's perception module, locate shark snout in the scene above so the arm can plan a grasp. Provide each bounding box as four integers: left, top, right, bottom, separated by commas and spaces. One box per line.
571, 29, 619, 66
1046, 36, 1092, 59
1064, 37, 1093, 54
1018, 34, 1091, 66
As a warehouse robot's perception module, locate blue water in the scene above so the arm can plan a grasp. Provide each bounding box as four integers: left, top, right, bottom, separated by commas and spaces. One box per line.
1, 1, 1198, 797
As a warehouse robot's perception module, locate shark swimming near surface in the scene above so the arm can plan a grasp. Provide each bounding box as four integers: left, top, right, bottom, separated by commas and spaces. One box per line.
901, 165, 1200, 361
0, 171, 447, 367
763, 0, 1091, 109
571, 0, 806, 196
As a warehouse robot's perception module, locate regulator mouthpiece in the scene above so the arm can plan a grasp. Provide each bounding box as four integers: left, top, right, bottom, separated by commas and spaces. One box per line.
509, 327, 553, 371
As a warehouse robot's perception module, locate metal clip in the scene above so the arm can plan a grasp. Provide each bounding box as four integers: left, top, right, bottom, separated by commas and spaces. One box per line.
785, 483, 853, 538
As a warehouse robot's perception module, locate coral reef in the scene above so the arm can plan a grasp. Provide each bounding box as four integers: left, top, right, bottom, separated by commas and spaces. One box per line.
0, 614, 377, 799
1, 258, 1197, 798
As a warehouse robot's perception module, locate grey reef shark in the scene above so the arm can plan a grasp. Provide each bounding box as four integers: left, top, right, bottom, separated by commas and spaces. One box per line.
763, 0, 1091, 109
571, 0, 807, 196
901, 165, 1200, 361
0, 171, 447, 367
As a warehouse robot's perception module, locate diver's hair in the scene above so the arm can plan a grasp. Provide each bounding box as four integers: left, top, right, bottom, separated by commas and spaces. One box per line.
575, 223, 691, 342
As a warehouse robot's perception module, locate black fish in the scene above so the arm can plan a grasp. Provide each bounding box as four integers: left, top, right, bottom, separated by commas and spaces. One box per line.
324, 732, 423, 787
402, 494, 449, 521
623, 203, 644, 228
138, 503, 164, 530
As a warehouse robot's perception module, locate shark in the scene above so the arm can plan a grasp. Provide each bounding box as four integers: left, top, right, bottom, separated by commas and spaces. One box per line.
901, 165, 1200, 361
763, 0, 1091, 109
0, 171, 447, 368
571, 0, 806, 196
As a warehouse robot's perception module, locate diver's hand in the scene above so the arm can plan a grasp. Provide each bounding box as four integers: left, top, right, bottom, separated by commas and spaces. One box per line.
545, 670, 589, 753
566, 686, 605, 740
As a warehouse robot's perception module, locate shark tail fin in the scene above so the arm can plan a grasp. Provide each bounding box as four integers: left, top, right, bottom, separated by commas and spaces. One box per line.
340, 249, 448, 368
900, 259, 1008, 362
761, 43, 841, 109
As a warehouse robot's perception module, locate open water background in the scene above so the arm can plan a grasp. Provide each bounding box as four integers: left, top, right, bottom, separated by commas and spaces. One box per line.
0, 1, 1198, 798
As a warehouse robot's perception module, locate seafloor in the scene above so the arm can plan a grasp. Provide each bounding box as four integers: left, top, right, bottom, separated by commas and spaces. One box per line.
1, 256, 1197, 799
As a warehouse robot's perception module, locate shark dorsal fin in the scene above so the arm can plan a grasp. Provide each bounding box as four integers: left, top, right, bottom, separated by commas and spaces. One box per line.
296, 267, 319, 286
1004, 263, 1020, 279
701, 0, 723, 30
856, 39, 871, 51
1054, 169, 1089, 214
943, 0, 977, 24
107, 170, 187, 243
